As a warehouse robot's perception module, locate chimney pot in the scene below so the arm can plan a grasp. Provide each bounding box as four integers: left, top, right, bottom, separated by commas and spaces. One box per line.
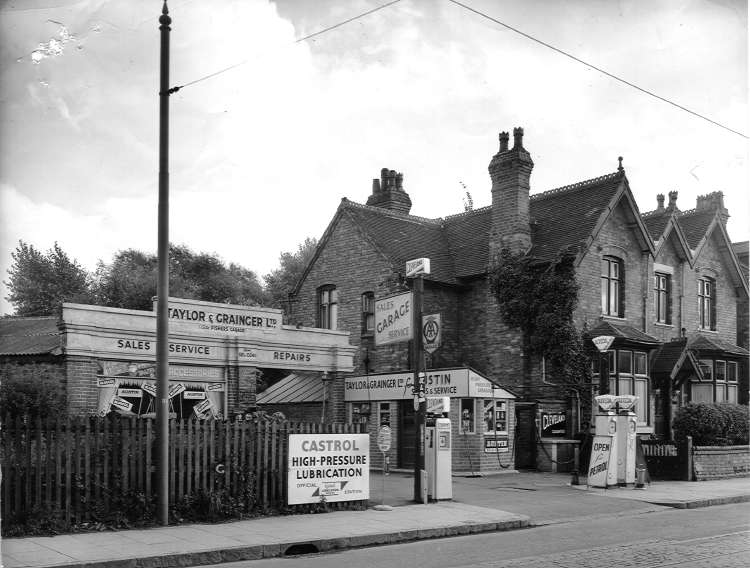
667, 190, 678, 211
656, 194, 665, 211
372, 179, 381, 194
512, 127, 524, 149
499, 131, 509, 152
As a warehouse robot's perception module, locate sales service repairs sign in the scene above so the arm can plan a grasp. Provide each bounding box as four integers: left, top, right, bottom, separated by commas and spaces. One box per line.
287, 434, 370, 505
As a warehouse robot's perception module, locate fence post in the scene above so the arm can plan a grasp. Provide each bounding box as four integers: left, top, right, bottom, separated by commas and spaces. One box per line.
683, 435, 693, 481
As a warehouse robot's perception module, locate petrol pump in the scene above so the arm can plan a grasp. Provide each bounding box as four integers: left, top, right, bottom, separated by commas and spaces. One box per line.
590, 394, 638, 487
424, 397, 453, 500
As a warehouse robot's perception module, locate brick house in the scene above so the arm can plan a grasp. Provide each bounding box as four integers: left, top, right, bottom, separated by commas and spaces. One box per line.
287, 127, 748, 469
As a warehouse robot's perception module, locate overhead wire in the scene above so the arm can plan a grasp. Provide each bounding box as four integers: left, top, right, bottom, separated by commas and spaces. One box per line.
446, 0, 747, 139
172, 0, 403, 92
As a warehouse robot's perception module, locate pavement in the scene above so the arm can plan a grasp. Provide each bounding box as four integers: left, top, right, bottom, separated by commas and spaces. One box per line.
1, 471, 748, 568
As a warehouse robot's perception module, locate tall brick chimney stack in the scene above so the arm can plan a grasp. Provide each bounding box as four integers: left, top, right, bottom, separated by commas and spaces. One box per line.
488, 127, 534, 261
696, 191, 729, 225
366, 168, 412, 214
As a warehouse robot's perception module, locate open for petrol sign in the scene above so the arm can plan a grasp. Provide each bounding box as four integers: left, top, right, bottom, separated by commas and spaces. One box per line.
288, 434, 370, 505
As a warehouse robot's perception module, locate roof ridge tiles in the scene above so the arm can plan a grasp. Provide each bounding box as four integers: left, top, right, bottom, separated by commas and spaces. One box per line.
530, 171, 621, 201
444, 205, 492, 221
343, 199, 443, 225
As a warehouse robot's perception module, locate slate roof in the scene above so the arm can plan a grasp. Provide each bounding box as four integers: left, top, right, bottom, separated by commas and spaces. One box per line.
675, 209, 717, 249
256, 373, 323, 404
528, 172, 625, 260
337, 170, 627, 283
688, 334, 748, 356
641, 213, 672, 241
585, 320, 661, 345
0, 317, 62, 356
651, 339, 689, 376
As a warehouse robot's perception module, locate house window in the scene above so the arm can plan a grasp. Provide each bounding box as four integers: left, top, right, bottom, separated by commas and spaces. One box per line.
727, 362, 738, 403
697, 277, 715, 330
601, 257, 624, 317
318, 285, 338, 330
350, 402, 371, 425
362, 292, 375, 335
483, 400, 507, 434
605, 349, 649, 424
378, 402, 391, 427
460, 399, 475, 434
654, 273, 671, 324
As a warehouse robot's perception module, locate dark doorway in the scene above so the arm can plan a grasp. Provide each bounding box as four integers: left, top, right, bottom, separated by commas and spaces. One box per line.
399, 401, 416, 469
515, 403, 537, 469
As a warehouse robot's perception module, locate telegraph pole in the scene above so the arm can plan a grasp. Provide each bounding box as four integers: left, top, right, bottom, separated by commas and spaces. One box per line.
156, 0, 172, 526
412, 273, 425, 503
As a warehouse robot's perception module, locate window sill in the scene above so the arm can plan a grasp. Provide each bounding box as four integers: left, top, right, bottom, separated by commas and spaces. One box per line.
653, 322, 673, 328
601, 314, 626, 321
697, 328, 719, 334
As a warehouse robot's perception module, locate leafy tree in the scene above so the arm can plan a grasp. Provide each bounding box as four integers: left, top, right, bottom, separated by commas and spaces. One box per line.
263, 238, 318, 309
4, 241, 91, 316
91, 244, 265, 310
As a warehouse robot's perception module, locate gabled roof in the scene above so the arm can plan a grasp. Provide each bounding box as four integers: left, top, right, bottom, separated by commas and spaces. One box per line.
651, 335, 748, 385
256, 373, 323, 404
0, 316, 62, 356
640, 213, 693, 265
295, 169, 655, 292
688, 334, 748, 357
678, 209, 718, 250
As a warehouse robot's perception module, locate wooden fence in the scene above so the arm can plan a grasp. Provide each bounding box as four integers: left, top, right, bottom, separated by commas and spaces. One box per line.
0, 415, 364, 530
640, 437, 692, 480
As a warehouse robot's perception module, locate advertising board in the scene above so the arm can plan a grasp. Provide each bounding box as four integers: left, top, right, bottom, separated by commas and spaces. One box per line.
288, 434, 370, 505
374, 292, 413, 346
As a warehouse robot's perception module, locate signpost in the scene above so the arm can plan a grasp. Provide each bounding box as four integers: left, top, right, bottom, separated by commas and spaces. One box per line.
406, 257, 430, 504
592, 335, 615, 396
374, 426, 393, 511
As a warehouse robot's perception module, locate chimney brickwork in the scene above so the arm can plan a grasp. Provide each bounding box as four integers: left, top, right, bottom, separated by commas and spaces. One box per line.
488, 127, 534, 262
366, 168, 412, 214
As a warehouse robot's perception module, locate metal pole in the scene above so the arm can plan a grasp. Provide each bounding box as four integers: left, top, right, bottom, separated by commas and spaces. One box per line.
412, 274, 425, 503
156, 0, 171, 526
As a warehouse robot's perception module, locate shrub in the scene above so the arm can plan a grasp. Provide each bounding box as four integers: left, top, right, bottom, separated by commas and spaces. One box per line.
673, 402, 749, 445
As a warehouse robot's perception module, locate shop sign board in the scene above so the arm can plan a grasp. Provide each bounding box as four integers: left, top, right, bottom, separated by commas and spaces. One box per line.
97, 377, 117, 387
183, 391, 206, 400
422, 313, 441, 354
483, 437, 509, 453
156, 297, 282, 336
588, 435, 613, 487
111, 397, 133, 412
405, 257, 431, 277
345, 368, 515, 401
168, 383, 186, 398
117, 388, 142, 398
142, 382, 157, 396
374, 292, 413, 346
287, 434, 370, 505
540, 412, 567, 437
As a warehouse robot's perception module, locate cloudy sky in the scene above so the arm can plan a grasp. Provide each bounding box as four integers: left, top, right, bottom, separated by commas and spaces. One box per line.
1, 0, 747, 315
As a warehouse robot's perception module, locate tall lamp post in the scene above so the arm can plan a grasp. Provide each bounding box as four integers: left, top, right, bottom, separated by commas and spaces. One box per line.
156, 0, 172, 526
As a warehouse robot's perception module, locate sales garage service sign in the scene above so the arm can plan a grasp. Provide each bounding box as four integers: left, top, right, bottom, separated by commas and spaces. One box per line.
287, 434, 370, 505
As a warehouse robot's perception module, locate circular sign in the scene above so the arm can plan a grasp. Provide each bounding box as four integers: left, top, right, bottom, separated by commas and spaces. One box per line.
377, 426, 392, 452
423, 319, 439, 343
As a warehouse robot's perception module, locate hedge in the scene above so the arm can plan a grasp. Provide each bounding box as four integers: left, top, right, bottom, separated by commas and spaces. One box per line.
673, 402, 749, 446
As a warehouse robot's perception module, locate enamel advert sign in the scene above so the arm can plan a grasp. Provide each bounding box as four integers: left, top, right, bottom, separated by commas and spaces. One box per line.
287, 434, 370, 505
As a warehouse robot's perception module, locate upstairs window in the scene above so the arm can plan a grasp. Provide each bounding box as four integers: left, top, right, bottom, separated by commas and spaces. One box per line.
654, 273, 672, 324
697, 277, 716, 330
601, 256, 624, 317
318, 285, 338, 330
361, 292, 375, 335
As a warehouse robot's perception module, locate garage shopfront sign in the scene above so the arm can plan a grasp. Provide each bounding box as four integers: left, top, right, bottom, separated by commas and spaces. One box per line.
157, 297, 282, 335
287, 434, 369, 505
344, 368, 515, 401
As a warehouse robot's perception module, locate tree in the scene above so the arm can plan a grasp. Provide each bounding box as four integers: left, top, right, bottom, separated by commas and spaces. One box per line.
4, 241, 91, 316
0, 368, 66, 417
263, 238, 318, 309
91, 244, 266, 310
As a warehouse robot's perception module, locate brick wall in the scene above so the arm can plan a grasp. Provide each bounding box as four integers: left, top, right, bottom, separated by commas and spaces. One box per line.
65, 356, 99, 414
647, 238, 685, 343
693, 445, 750, 481
235, 366, 257, 414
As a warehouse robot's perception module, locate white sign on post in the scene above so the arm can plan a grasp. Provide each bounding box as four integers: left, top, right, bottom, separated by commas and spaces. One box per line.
374, 291, 413, 346
592, 335, 615, 352
405, 257, 431, 277
287, 434, 370, 504
377, 426, 392, 452
587, 435, 613, 487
